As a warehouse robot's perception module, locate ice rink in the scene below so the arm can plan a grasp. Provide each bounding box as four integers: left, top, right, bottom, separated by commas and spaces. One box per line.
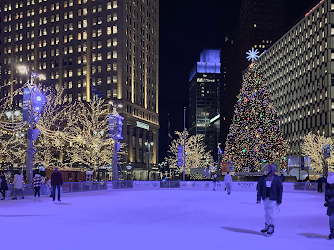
0, 189, 333, 250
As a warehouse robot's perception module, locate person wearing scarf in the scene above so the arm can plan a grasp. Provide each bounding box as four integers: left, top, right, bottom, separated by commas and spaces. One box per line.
256, 164, 283, 236
325, 172, 334, 240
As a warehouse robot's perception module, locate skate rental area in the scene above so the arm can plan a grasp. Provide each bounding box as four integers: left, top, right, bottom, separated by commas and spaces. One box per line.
0, 189, 332, 250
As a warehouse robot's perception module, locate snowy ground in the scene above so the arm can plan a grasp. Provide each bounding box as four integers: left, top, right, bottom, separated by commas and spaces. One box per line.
0, 189, 332, 250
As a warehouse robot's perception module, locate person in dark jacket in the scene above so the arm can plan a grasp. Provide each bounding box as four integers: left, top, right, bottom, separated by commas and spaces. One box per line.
317, 176, 325, 192
257, 164, 283, 236
325, 172, 334, 240
51, 167, 63, 202
280, 173, 285, 182
0, 171, 9, 200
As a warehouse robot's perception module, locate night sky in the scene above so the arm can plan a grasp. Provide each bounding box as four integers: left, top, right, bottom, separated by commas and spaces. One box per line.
158, 0, 320, 161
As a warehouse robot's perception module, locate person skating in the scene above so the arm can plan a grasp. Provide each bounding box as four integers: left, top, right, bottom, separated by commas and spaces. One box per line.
212, 174, 219, 191
12, 171, 24, 200
32, 171, 43, 201
224, 172, 232, 195
51, 167, 63, 202
325, 172, 334, 240
317, 175, 325, 193
0, 171, 8, 200
257, 164, 283, 236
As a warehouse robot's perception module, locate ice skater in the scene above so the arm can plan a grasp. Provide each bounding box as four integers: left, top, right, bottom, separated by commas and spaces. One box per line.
325, 172, 334, 240
212, 174, 219, 191
32, 171, 43, 201
317, 175, 326, 193
51, 167, 63, 202
0, 171, 8, 200
224, 172, 232, 195
12, 171, 24, 200
256, 164, 283, 236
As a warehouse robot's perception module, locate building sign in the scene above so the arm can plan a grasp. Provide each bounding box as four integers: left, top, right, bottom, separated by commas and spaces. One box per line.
109, 114, 115, 138
137, 121, 149, 130
177, 145, 184, 167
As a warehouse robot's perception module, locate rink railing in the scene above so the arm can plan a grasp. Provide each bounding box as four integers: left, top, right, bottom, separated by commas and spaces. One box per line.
3, 181, 323, 197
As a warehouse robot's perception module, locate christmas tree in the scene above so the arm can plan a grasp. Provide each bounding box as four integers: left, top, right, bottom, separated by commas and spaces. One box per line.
224, 53, 288, 172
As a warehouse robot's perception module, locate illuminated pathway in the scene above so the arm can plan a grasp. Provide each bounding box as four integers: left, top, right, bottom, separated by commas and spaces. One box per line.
0, 189, 331, 249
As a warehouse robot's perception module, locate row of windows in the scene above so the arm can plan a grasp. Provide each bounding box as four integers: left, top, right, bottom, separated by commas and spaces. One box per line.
2, 0, 117, 11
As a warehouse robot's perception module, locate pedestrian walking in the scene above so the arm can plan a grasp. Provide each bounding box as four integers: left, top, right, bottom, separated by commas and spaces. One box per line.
257, 164, 283, 236
224, 172, 232, 195
317, 175, 325, 193
212, 174, 219, 191
325, 172, 334, 240
32, 171, 43, 201
12, 171, 24, 200
0, 171, 8, 200
51, 167, 63, 202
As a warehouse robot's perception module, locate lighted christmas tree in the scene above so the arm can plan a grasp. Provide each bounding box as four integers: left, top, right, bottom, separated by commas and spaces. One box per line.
224, 50, 288, 172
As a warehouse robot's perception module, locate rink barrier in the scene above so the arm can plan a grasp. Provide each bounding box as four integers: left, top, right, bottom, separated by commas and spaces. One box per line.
4, 181, 109, 197
3, 181, 322, 197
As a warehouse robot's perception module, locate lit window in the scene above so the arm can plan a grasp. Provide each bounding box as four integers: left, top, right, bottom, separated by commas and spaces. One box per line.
98, 53, 102, 61
107, 90, 112, 98
107, 14, 112, 22
113, 1, 117, 8
107, 27, 112, 35
113, 25, 117, 34
254, 24, 257, 28
113, 63, 117, 71
113, 76, 117, 83
107, 2, 112, 9
113, 51, 117, 58
113, 13, 117, 21
107, 52, 111, 59
107, 64, 112, 71
107, 39, 112, 47
113, 38, 117, 46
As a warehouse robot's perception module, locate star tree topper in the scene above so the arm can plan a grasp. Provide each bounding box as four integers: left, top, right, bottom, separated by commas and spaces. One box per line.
246, 47, 260, 61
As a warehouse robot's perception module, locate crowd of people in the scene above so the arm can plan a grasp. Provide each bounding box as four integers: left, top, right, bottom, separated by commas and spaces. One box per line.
0, 167, 63, 202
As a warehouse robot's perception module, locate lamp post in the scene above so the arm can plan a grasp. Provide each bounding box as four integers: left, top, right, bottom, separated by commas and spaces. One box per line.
144, 141, 153, 180
18, 66, 45, 183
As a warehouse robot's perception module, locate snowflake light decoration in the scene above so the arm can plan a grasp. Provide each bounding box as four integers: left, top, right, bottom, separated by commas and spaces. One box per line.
246, 47, 260, 61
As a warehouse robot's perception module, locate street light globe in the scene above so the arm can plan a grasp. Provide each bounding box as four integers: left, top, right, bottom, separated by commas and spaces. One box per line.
6, 111, 12, 118
18, 66, 27, 74
14, 110, 20, 117
38, 74, 46, 80
118, 104, 123, 108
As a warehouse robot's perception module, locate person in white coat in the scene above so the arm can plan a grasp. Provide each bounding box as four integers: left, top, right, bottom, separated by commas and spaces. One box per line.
224, 172, 232, 195
12, 171, 24, 200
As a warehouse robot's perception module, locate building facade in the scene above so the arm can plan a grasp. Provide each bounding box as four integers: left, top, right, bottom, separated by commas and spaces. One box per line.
0, 0, 159, 179
258, 0, 333, 155
189, 49, 220, 160
221, 0, 285, 146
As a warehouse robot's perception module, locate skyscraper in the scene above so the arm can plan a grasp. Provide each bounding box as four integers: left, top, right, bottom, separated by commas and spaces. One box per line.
189, 49, 220, 160
221, 0, 285, 146
0, 0, 159, 179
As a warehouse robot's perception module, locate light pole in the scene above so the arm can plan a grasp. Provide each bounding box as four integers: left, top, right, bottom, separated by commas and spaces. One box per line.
144, 141, 154, 180
18, 66, 45, 183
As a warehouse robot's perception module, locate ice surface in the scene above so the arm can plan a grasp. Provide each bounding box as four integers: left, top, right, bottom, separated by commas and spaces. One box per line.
0, 189, 332, 250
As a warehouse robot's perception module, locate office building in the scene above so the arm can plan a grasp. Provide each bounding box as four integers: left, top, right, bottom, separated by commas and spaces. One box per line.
189, 49, 220, 160
0, 0, 159, 179
258, 0, 332, 155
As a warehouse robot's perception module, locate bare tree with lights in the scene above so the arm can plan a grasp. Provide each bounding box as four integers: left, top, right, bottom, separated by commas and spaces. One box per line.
61, 96, 116, 170
301, 132, 334, 173
165, 130, 213, 175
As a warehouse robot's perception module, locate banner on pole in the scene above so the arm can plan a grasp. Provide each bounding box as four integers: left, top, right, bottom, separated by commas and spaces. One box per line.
177, 145, 184, 167
23, 87, 30, 122
109, 114, 115, 138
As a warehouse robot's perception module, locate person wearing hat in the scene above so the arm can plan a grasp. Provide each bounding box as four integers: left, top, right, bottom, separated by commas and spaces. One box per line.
256, 164, 283, 236
325, 172, 334, 240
